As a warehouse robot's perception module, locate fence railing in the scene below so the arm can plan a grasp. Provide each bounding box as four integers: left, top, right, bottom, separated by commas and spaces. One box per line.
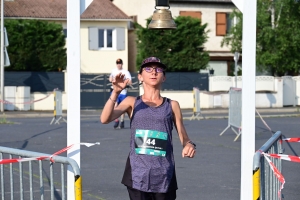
0, 146, 81, 200
253, 131, 283, 200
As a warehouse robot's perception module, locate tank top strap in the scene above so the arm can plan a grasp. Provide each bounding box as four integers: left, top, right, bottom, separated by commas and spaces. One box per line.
165, 97, 171, 103
136, 96, 141, 101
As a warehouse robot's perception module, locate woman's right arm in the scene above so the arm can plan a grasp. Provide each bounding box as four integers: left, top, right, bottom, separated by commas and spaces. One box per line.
100, 93, 134, 124
100, 73, 133, 123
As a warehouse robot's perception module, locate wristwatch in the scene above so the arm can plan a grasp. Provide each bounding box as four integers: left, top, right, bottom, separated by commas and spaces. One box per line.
186, 141, 196, 149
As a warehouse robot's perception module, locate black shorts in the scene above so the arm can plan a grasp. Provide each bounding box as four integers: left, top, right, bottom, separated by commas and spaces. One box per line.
126, 186, 176, 200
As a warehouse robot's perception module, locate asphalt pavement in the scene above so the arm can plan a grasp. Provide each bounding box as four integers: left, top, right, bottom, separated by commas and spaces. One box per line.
2, 106, 300, 119
0, 107, 300, 200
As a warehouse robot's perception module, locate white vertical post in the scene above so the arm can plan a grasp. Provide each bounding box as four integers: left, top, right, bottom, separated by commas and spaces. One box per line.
0, 0, 4, 112
234, 52, 240, 88
67, 0, 81, 199
240, 0, 257, 199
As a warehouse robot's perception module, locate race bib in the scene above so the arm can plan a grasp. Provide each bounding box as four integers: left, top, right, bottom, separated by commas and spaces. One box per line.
135, 129, 168, 157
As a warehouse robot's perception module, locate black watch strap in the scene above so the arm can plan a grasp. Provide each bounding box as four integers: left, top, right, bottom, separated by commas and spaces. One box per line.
187, 141, 196, 149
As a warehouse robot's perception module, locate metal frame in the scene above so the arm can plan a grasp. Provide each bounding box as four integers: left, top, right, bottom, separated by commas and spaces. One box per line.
219, 87, 242, 141
253, 131, 283, 200
0, 146, 81, 200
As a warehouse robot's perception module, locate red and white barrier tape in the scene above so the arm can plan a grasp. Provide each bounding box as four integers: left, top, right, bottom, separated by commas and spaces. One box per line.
262, 145, 300, 199
0, 142, 100, 165
266, 153, 300, 163
282, 138, 300, 142
262, 153, 285, 200
0, 88, 58, 105
237, 110, 272, 134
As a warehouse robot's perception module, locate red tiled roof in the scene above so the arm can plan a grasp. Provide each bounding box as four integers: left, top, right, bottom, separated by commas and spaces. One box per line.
3, 0, 130, 20
81, 0, 130, 19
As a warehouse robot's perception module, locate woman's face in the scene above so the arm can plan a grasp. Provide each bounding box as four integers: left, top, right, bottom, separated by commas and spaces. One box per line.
139, 64, 165, 86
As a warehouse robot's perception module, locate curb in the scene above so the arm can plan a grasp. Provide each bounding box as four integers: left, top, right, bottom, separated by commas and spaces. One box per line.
183, 113, 300, 120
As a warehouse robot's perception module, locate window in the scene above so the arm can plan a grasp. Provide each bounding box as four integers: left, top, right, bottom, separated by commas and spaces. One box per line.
98, 29, 113, 48
63, 29, 67, 38
179, 11, 202, 20
89, 27, 125, 50
216, 12, 234, 36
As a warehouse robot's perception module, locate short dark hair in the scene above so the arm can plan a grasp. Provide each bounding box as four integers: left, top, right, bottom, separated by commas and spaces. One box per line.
116, 58, 123, 64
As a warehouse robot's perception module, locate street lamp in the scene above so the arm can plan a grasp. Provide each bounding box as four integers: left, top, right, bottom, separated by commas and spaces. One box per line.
148, 0, 176, 30
234, 52, 240, 87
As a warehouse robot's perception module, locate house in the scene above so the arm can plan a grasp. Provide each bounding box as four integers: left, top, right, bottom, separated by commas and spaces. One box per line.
3, 0, 132, 73
112, 0, 240, 75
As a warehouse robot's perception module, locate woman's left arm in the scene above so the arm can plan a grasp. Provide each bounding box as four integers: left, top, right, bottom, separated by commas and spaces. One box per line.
171, 100, 196, 158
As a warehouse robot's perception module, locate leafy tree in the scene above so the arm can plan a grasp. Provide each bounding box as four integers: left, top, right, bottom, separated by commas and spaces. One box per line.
221, 0, 300, 76
135, 16, 210, 72
4, 19, 66, 72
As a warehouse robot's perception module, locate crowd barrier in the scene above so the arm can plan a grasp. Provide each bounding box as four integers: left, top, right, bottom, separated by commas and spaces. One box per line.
220, 87, 274, 141
253, 131, 283, 200
0, 146, 81, 200
189, 87, 204, 120
50, 89, 67, 125
253, 132, 300, 200
219, 87, 242, 141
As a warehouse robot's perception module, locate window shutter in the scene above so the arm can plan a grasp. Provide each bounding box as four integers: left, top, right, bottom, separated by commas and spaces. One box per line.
179, 11, 202, 20
116, 27, 125, 51
88, 27, 99, 50
216, 13, 226, 36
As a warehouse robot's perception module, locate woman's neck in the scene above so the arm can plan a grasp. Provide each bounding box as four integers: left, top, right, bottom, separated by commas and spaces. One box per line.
142, 89, 161, 101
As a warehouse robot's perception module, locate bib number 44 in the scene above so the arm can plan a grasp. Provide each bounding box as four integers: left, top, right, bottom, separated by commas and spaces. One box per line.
146, 139, 155, 146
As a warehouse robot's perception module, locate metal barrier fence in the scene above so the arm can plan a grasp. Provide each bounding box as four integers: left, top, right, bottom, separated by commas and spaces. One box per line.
253, 131, 283, 200
0, 146, 81, 200
189, 87, 204, 120
50, 90, 67, 125
219, 87, 242, 141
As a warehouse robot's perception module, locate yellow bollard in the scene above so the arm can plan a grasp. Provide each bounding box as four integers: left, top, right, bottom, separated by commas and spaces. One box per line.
253, 168, 260, 200
193, 88, 196, 113
75, 175, 82, 200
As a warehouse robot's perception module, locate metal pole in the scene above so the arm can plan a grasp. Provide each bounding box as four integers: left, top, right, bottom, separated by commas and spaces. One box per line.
240, 0, 257, 199
67, 0, 81, 199
234, 52, 239, 88
0, 0, 4, 112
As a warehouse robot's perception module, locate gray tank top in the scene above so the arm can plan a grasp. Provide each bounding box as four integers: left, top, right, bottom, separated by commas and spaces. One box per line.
129, 96, 175, 193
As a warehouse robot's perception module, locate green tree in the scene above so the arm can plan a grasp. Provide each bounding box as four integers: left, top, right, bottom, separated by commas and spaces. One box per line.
135, 16, 210, 72
221, 0, 300, 76
5, 19, 66, 72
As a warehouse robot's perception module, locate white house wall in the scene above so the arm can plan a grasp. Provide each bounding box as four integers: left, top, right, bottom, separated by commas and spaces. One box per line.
80, 21, 129, 73
113, 0, 235, 52
112, 0, 155, 27
48, 20, 128, 73
170, 4, 235, 52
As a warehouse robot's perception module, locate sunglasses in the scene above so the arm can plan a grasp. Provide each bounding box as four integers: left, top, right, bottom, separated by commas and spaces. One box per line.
143, 66, 165, 73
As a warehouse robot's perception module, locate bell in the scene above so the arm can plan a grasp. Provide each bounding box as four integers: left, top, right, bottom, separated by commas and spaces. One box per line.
148, 9, 177, 30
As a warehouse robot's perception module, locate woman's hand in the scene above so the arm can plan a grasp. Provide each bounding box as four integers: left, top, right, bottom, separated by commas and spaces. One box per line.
182, 143, 196, 158
112, 73, 130, 93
